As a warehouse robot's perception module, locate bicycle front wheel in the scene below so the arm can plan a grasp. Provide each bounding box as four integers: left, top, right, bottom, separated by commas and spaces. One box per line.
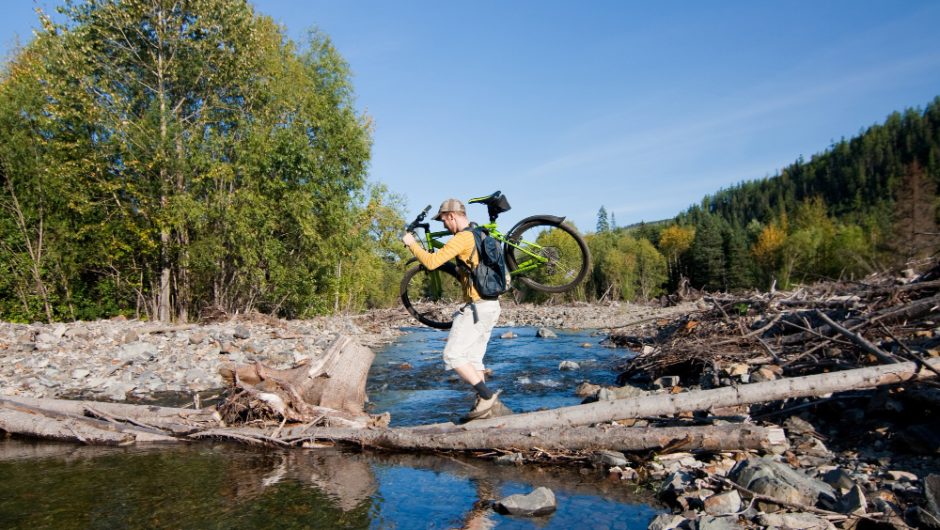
400, 262, 464, 329
505, 217, 590, 293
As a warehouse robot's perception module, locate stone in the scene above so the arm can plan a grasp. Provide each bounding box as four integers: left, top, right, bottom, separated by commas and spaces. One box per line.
750, 366, 778, 382
35, 332, 58, 345
839, 484, 867, 515
593, 450, 628, 467
70, 369, 91, 379
536, 327, 557, 338
885, 470, 918, 482
696, 515, 744, 529
646, 514, 686, 530
653, 375, 681, 389
757, 512, 835, 530
613, 466, 638, 481
703, 490, 741, 515
596, 385, 646, 401
796, 436, 832, 458
822, 467, 856, 491
729, 457, 836, 510
189, 332, 208, 345
494, 453, 523, 466
724, 363, 748, 377
642, 345, 656, 355
494, 487, 556, 517
580, 342, 592, 348
558, 360, 580, 370
927, 474, 940, 518
118, 342, 157, 362
500, 331, 517, 339
575, 382, 602, 397
660, 470, 696, 499
783, 416, 816, 435
120, 329, 139, 344
908, 506, 940, 529
233, 325, 251, 339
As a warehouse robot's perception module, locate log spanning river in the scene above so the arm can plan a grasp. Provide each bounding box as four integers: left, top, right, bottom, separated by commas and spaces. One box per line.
0, 326, 662, 529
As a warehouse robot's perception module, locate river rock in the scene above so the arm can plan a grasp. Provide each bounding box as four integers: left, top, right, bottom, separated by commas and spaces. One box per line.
592, 450, 628, 467
500, 331, 517, 339
494, 487, 556, 516
536, 327, 557, 338
652, 375, 680, 389
233, 325, 251, 339
119, 342, 158, 362
575, 382, 602, 397
757, 512, 835, 529
558, 360, 579, 370
597, 384, 646, 402
703, 490, 741, 515
839, 484, 867, 514
697, 515, 744, 529
927, 474, 940, 517
494, 453, 523, 466
821, 467, 856, 491
729, 457, 836, 510
647, 514, 686, 530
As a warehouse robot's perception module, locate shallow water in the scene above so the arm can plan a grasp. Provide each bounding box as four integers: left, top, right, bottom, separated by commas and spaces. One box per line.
0, 326, 662, 529
367, 326, 629, 426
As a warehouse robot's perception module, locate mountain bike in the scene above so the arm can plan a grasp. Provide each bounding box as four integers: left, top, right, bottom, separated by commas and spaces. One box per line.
400, 191, 591, 329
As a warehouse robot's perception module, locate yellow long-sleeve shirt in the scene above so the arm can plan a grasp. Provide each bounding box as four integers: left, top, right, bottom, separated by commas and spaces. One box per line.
407, 230, 481, 302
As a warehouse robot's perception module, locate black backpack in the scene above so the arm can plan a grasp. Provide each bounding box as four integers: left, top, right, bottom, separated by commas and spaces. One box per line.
460, 227, 510, 299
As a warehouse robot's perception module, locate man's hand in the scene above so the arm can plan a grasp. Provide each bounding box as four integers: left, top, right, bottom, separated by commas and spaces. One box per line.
401, 231, 416, 247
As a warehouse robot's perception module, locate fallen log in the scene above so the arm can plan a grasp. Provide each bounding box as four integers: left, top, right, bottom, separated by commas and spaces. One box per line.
450, 358, 940, 432
0, 396, 220, 434
0, 404, 179, 445
195, 423, 789, 454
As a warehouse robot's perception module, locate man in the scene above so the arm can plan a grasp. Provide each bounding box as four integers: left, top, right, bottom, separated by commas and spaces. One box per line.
402, 198, 504, 421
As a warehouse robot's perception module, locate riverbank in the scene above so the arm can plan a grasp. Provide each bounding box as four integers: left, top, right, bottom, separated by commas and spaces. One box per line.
0, 301, 696, 402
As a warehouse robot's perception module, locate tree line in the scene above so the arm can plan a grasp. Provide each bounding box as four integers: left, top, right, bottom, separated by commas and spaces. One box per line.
577, 97, 940, 303
2, 2, 938, 322
0, 0, 406, 323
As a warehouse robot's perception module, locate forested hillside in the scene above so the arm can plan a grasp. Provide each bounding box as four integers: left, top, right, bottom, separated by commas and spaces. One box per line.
581, 98, 940, 302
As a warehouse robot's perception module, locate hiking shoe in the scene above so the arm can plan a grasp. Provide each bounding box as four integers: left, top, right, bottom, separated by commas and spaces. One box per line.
461, 390, 500, 422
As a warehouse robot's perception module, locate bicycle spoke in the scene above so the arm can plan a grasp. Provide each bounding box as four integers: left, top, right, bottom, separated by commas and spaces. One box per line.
505, 219, 590, 293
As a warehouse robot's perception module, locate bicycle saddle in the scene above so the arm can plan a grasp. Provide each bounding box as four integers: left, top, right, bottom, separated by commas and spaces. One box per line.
469, 191, 512, 221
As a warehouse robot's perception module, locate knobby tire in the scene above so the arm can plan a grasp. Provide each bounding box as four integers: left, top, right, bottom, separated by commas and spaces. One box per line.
504, 217, 590, 293
399, 262, 462, 329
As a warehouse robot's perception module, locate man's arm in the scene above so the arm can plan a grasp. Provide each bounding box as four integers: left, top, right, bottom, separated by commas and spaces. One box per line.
404, 231, 473, 271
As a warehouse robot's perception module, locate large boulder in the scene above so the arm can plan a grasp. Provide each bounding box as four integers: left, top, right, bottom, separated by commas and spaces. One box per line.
729, 457, 836, 510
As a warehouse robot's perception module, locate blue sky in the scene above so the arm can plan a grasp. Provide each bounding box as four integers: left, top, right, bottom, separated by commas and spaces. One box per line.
3, 1, 940, 233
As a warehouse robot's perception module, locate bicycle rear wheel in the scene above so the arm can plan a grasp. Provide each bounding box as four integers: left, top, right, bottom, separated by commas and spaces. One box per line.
504, 217, 590, 293
400, 262, 464, 329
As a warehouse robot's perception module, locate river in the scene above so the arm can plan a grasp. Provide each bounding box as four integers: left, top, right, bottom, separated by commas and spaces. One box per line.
0, 326, 663, 529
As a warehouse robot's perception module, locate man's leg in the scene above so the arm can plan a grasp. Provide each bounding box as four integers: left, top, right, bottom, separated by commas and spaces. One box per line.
444, 302, 499, 408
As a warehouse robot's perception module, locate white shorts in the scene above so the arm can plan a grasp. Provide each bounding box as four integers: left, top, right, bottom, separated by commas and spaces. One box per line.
442, 300, 501, 371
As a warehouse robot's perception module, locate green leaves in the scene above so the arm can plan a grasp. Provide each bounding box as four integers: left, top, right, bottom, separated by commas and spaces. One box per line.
0, 0, 389, 321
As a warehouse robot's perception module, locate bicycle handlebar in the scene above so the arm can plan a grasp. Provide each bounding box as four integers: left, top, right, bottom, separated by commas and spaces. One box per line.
406, 205, 432, 232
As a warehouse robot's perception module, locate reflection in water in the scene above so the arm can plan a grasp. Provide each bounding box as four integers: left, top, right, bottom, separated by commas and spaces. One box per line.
0, 327, 662, 528
0, 438, 661, 529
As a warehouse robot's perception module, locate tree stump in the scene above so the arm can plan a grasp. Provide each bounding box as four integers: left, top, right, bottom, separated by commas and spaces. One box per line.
218, 334, 377, 424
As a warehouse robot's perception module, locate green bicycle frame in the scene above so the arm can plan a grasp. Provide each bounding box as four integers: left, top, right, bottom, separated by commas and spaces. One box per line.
418, 222, 551, 292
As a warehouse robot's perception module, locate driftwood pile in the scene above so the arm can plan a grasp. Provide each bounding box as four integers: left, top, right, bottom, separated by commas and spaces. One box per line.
608, 262, 940, 451
612, 264, 940, 385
